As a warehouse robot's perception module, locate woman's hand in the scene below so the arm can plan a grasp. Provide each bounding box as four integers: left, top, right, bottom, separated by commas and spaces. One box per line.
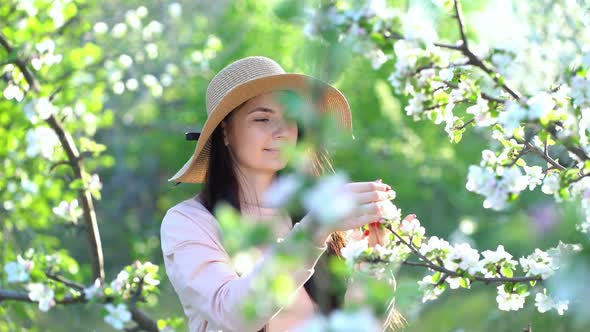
307, 179, 396, 246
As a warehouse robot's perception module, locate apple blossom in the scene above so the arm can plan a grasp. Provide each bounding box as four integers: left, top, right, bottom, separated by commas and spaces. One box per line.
104, 303, 132, 330
28, 283, 56, 312
303, 172, 356, 225
496, 285, 528, 311
4, 255, 34, 283
535, 291, 569, 315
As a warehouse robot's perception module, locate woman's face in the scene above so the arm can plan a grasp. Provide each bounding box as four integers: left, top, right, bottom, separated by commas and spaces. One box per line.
222, 91, 298, 175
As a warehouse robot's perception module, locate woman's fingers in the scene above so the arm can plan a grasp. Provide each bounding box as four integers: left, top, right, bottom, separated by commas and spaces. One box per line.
355, 200, 393, 217
345, 213, 382, 229
354, 190, 392, 204
344, 181, 390, 194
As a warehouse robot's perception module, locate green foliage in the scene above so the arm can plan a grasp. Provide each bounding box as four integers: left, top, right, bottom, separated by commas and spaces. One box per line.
1, 0, 589, 331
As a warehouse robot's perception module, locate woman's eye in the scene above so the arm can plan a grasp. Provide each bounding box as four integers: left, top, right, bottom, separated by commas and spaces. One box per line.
254, 118, 269, 122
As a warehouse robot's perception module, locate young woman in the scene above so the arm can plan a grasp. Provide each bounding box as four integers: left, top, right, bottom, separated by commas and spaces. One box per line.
160, 56, 403, 332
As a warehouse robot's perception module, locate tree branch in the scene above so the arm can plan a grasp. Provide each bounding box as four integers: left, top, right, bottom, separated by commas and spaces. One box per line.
453, 0, 469, 49
384, 224, 542, 284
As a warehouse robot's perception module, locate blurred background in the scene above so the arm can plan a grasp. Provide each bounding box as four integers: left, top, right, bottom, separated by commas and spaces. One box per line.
2, 0, 590, 331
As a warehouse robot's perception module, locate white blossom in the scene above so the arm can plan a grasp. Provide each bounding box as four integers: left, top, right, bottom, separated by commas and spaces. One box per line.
446, 243, 481, 275
84, 278, 103, 300
541, 172, 561, 195
466, 97, 495, 127
136, 6, 148, 18
28, 283, 56, 312
450, 80, 470, 101
231, 249, 261, 276
534, 291, 553, 313
264, 173, 302, 208
104, 303, 132, 330
26, 126, 59, 159
446, 276, 463, 289
534, 291, 569, 315
366, 47, 388, 70
126, 78, 139, 91
399, 216, 425, 238
438, 68, 454, 81
419, 236, 451, 256
466, 165, 529, 210
496, 285, 528, 311
401, 5, 438, 43
519, 249, 556, 279
3, 83, 24, 102
52, 199, 83, 221
571, 76, 590, 108
381, 201, 402, 222
418, 275, 444, 302
142, 20, 163, 40
481, 245, 516, 265
168, 3, 182, 18
303, 172, 356, 225
523, 165, 544, 190
480, 245, 517, 277
466, 165, 496, 194
110, 270, 129, 293
33, 98, 58, 120
405, 92, 426, 118
89, 174, 103, 192
527, 92, 555, 120
4, 255, 34, 283
111, 23, 128, 38
341, 237, 369, 267
499, 166, 529, 193
491, 52, 513, 74
498, 101, 527, 133
125, 10, 142, 30
93, 22, 108, 34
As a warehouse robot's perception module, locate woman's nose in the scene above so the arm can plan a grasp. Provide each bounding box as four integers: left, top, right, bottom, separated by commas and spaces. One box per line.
273, 117, 295, 137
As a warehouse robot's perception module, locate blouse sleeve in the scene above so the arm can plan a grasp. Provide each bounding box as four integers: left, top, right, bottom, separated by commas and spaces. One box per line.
160, 206, 327, 332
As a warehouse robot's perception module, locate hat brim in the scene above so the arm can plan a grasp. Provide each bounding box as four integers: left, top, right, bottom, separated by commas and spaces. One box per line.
168, 73, 352, 184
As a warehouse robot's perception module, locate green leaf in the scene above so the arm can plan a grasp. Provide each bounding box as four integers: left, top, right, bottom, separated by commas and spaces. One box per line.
501, 265, 514, 278
515, 283, 528, 295
453, 130, 463, 143
431, 271, 442, 283
69, 179, 85, 190
459, 277, 470, 288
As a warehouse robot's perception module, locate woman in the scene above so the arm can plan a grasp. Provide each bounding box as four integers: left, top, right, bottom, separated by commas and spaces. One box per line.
160, 56, 403, 331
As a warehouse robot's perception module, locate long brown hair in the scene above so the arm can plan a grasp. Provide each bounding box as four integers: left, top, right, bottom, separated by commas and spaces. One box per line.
198, 98, 404, 331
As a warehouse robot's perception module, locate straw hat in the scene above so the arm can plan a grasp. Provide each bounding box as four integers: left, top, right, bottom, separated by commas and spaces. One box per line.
169, 55, 353, 183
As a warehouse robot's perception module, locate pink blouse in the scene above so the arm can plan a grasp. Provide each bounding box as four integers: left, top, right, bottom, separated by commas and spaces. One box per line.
160, 194, 327, 332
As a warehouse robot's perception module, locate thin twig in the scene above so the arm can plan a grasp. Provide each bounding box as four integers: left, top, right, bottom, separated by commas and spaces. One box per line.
384, 224, 542, 284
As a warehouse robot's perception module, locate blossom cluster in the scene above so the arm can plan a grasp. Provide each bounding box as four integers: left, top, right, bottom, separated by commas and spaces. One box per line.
337, 186, 582, 314
2, 254, 162, 330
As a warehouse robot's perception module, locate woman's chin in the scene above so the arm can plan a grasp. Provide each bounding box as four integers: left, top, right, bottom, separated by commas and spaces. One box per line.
259, 161, 288, 173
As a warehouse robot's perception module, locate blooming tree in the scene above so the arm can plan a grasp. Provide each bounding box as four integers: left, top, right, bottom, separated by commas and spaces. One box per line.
278, 0, 590, 329
2, 0, 590, 331
0, 0, 216, 330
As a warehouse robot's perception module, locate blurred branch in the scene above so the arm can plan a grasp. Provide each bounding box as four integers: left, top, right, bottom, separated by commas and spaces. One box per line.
0, 289, 159, 332
0, 34, 40, 92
